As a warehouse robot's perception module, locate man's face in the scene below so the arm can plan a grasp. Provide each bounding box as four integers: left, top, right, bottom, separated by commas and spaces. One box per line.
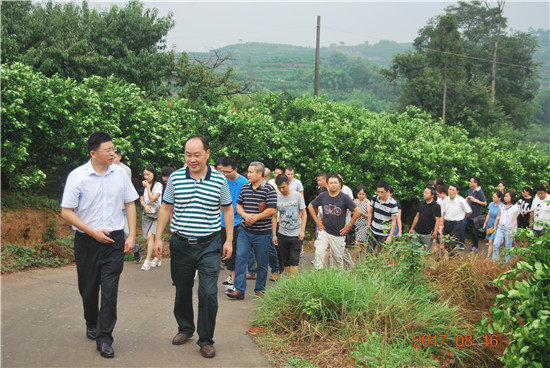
448, 186, 458, 199
162, 176, 169, 185
537, 190, 547, 200
274, 169, 283, 178
469, 178, 477, 188
285, 169, 294, 181
497, 183, 505, 193
91, 141, 116, 166
221, 165, 238, 181
184, 138, 210, 174
247, 165, 263, 184
216, 164, 223, 173
317, 176, 327, 188
377, 187, 388, 201
277, 182, 289, 196
113, 153, 121, 165
423, 188, 433, 201
264, 169, 271, 182
327, 178, 341, 193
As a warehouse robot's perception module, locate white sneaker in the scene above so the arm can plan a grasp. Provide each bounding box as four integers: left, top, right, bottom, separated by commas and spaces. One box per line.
141, 260, 151, 271
222, 276, 233, 286
151, 257, 162, 268
224, 285, 236, 293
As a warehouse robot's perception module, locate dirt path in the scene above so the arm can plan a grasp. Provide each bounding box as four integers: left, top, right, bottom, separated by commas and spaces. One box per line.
1, 261, 272, 367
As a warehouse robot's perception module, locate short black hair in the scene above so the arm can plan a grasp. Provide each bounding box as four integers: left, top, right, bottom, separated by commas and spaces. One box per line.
317, 172, 327, 179
388, 185, 394, 195
494, 190, 504, 200
449, 183, 460, 191
327, 174, 343, 187
215, 157, 225, 166
275, 174, 289, 185
425, 186, 436, 197
284, 166, 294, 172
356, 185, 367, 195
275, 166, 285, 173
222, 157, 238, 170
535, 184, 548, 193
470, 176, 481, 186
436, 184, 447, 195
87, 131, 112, 154
161, 165, 176, 178
184, 135, 209, 151
521, 186, 533, 196
376, 181, 389, 191
435, 178, 445, 186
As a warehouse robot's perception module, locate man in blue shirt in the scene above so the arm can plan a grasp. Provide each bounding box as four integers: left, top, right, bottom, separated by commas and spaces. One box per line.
61, 131, 139, 359
219, 157, 248, 288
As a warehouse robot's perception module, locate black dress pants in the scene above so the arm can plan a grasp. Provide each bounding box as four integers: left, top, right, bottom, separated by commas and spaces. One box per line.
74, 230, 124, 345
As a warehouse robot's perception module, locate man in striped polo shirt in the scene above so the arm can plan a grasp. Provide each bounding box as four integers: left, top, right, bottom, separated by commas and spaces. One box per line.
367, 181, 398, 252
153, 135, 234, 359
227, 161, 277, 299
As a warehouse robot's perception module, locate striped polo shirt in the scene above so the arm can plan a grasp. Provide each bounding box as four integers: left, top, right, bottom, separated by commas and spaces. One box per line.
370, 195, 398, 237
163, 166, 232, 237
237, 180, 277, 234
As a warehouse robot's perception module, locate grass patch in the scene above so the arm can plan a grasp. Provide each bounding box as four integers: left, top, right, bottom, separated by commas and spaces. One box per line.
252, 243, 502, 367
1, 191, 60, 211
1, 236, 75, 273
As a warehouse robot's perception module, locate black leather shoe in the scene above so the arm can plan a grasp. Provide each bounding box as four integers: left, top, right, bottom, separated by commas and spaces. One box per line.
97, 342, 114, 358
86, 326, 96, 340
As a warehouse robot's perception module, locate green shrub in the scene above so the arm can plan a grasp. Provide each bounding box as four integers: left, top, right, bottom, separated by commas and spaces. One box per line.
481, 229, 550, 367
1, 240, 74, 273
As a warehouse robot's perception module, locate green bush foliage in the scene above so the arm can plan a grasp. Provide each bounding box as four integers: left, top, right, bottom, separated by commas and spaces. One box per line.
2, 62, 549, 196
481, 229, 550, 367
1, 238, 74, 273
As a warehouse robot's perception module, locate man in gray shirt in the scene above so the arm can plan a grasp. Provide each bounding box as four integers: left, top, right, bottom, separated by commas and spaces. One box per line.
272, 174, 307, 276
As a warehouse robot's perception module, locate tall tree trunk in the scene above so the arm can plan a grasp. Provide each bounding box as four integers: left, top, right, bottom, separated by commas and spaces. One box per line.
442, 56, 448, 124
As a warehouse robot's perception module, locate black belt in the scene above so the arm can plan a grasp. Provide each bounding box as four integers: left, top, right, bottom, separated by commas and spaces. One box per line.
173, 231, 217, 244
75, 229, 124, 239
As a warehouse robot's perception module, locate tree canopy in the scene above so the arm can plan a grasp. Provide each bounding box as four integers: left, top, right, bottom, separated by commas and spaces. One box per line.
383, 0, 540, 136
1, 0, 175, 97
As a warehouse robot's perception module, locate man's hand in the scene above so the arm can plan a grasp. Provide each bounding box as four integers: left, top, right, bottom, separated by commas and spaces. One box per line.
430, 232, 437, 240
91, 229, 115, 244
273, 235, 278, 246
340, 224, 351, 236
316, 221, 325, 233
244, 213, 259, 226
386, 235, 393, 243
409, 228, 414, 234
124, 236, 135, 254
221, 241, 232, 260
153, 237, 164, 259
298, 231, 305, 241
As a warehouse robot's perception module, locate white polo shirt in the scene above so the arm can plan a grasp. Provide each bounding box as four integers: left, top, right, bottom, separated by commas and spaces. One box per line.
61, 160, 139, 232
441, 195, 472, 221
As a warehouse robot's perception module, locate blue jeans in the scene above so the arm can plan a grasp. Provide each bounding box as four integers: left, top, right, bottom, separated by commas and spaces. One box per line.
234, 229, 271, 294
460, 217, 479, 248
492, 225, 514, 263
247, 241, 280, 275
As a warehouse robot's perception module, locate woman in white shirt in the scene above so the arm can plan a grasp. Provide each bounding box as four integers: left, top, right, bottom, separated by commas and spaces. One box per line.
492, 190, 519, 263
140, 165, 163, 271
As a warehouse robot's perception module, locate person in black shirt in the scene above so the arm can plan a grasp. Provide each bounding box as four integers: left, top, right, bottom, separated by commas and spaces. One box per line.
409, 186, 441, 251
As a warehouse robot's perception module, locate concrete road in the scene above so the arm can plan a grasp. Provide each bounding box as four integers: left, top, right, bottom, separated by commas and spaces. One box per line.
1, 261, 272, 367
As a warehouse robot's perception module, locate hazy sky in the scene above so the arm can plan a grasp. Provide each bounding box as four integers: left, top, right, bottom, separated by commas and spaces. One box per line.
87, 1, 549, 52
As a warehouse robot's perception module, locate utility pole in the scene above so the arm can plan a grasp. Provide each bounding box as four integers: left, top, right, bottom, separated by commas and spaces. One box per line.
314, 15, 320, 96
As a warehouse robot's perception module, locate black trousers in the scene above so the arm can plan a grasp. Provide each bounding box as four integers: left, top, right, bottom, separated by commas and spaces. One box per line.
170, 233, 221, 347
74, 231, 125, 345
443, 220, 463, 252
276, 232, 301, 267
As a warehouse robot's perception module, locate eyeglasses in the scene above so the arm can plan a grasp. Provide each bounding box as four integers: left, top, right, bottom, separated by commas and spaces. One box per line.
95, 147, 117, 154
221, 169, 236, 175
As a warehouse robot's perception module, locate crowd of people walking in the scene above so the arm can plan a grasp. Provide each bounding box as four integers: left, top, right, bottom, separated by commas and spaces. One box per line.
61, 131, 549, 360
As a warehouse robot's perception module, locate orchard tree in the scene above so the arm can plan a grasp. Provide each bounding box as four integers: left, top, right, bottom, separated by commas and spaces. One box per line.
1, 0, 174, 97
384, 0, 539, 136
173, 51, 252, 105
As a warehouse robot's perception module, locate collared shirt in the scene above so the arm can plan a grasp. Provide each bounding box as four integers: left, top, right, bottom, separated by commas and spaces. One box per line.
221, 174, 248, 228
61, 160, 139, 232
238, 180, 277, 234
163, 166, 232, 238
370, 195, 398, 237
441, 195, 472, 221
